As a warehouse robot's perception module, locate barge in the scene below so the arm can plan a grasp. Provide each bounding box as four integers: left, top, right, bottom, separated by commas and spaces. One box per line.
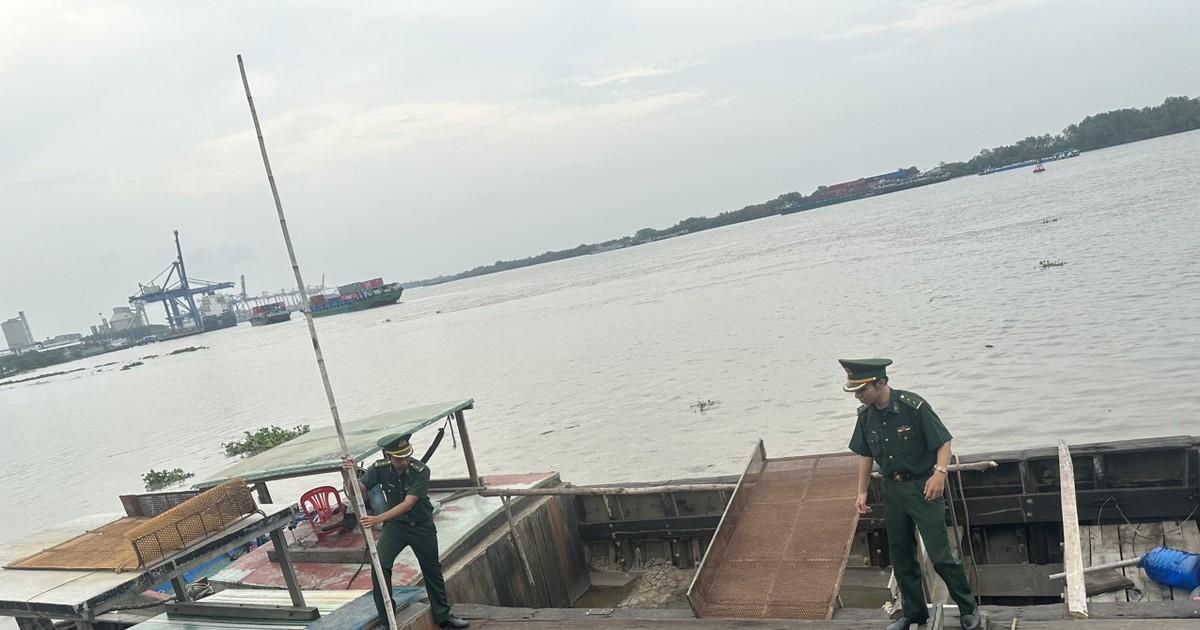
1, 398, 1195, 629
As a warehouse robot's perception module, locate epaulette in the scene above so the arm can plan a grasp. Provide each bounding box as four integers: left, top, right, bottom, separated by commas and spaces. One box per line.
371, 459, 390, 468
898, 391, 925, 410
857, 403, 868, 414
409, 460, 427, 473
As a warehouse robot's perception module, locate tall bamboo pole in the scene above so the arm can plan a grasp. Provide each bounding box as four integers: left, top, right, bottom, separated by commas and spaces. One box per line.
236, 54, 398, 630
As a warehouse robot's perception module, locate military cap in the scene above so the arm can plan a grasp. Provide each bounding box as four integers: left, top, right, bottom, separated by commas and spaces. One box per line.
838, 358, 892, 392
377, 433, 414, 458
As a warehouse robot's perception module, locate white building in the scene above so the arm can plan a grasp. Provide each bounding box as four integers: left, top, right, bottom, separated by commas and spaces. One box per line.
2, 311, 34, 353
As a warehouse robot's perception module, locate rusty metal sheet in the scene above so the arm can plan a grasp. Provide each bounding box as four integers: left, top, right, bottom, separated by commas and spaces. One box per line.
688, 443, 861, 619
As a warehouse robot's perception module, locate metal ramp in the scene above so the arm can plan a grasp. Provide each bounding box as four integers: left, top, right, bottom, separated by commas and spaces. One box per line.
688, 441, 862, 619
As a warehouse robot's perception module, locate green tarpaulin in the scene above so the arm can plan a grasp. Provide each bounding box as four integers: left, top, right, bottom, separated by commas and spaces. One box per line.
195, 399, 473, 489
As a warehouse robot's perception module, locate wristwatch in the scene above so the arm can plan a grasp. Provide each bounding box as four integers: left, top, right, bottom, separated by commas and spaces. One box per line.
933, 465, 949, 475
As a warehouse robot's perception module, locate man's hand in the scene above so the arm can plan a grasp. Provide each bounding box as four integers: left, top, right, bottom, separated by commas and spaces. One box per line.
340, 457, 357, 472
360, 513, 384, 528
924, 473, 946, 501
855, 491, 872, 514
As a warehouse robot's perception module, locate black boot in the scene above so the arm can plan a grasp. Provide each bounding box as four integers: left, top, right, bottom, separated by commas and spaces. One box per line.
886, 617, 928, 630
439, 614, 469, 629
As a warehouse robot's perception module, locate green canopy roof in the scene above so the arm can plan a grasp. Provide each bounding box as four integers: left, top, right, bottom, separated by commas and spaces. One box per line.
195, 399, 474, 489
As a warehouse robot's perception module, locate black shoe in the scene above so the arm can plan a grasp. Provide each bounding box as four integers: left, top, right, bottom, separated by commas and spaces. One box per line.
886, 617, 927, 630
961, 611, 981, 630
440, 614, 470, 629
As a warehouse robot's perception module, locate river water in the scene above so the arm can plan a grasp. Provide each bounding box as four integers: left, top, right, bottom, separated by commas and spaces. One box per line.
2, 132, 1198, 564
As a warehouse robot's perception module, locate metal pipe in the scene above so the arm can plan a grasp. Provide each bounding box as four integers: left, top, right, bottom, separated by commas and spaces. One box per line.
236, 54, 396, 630
870, 461, 999, 478
477, 483, 737, 497
1048, 557, 1141, 580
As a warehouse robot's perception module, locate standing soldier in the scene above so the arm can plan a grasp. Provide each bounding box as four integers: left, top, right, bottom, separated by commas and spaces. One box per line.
343, 433, 469, 629
842, 358, 980, 630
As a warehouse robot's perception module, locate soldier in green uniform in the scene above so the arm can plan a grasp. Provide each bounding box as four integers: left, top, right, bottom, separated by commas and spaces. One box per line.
842, 359, 980, 630
342, 433, 469, 629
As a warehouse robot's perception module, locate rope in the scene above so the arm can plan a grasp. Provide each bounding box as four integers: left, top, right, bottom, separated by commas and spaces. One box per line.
951, 454, 982, 607
446, 414, 458, 448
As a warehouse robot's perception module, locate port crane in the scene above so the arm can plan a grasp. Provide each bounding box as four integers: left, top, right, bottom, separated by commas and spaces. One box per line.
128, 231, 234, 332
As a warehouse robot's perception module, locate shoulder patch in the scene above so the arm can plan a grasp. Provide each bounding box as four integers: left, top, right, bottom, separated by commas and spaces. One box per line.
857, 403, 868, 414
898, 391, 925, 410
409, 460, 426, 473
371, 459, 390, 468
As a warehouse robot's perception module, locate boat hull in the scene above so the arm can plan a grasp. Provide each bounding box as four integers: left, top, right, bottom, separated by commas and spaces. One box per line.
249, 312, 292, 326
311, 284, 403, 318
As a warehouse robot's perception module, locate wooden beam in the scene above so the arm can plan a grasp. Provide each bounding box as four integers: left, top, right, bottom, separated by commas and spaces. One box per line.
578, 515, 721, 542
455, 409, 480, 488
1058, 439, 1088, 619
268, 546, 369, 564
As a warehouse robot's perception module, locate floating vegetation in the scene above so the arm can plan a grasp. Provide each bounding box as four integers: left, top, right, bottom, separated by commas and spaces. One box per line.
96, 361, 118, 367
121, 361, 144, 371
691, 399, 721, 413
0, 367, 87, 387
223, 424, 311, 458
141, 354, 159, 360
169, 346, 207, 355
143, 468, 195, 491
1041, 217, 1060, 224
1039, 259, 1068, 269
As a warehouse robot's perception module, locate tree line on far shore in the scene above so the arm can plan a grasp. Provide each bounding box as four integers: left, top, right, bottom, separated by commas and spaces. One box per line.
406, 95, 1200, 289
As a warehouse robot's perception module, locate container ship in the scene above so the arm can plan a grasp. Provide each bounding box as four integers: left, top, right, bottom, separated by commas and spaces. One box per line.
308, 277, 403, 317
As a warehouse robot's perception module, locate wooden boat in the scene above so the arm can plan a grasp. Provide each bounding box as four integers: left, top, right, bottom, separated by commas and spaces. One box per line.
202, 409, 1200, 625
30, 400, 1191, 629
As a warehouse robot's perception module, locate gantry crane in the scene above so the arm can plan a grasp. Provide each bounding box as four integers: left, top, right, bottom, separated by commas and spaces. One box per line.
128, 231, 234, 332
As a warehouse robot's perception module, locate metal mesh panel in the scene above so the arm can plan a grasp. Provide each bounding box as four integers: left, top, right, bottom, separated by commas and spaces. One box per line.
125, 478, 257, 568
120, 490, 201, 517
688, 448, 861, 619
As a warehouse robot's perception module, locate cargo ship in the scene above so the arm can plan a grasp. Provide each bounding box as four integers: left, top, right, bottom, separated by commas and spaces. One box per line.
200, 311, 238, 331
249, 303, 292, 327
309, 277, 403, 317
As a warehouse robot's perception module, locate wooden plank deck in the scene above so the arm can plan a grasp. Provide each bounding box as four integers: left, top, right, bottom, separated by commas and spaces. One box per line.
451, 601, 1200, 629
459, 618, 1200, 629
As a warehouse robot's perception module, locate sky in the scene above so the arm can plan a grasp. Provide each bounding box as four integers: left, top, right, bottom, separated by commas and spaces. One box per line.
3, 0, 1199, 336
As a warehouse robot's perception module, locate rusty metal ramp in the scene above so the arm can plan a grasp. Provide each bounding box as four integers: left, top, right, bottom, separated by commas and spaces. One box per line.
687, 441, 862, 619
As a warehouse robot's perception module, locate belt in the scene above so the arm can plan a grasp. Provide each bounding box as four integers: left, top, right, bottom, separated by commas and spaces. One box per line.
889, 471, 931, 482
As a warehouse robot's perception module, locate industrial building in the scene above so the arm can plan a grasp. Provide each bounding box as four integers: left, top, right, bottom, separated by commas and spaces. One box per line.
1, 311, 34, 353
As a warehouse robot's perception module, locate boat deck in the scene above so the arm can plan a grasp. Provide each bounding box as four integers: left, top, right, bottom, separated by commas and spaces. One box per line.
467, 621, 1198, 630
447, 603, 1200, 629
211, 472, 559, 591
1082, 520, 1200, 603
0, 504, 293, 625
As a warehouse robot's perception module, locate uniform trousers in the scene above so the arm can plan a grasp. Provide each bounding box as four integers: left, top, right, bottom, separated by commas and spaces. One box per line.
882, 477, 977, 621
371, 521, 452, 627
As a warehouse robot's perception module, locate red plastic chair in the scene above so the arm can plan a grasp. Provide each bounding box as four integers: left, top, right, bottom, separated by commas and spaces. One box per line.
299, 486, 343, 542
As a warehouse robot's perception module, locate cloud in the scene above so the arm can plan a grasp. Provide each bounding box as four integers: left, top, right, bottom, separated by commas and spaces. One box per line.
187, 91, 706, 183
578, 65, 678, 88
828, 0, 1048, 39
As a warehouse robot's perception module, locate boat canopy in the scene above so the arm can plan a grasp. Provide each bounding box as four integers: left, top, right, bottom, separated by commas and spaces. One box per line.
195, 399, 474, 489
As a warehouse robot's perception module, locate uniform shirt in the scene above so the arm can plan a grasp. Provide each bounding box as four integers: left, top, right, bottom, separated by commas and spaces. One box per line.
360, 459, 434, 526
848, 389, 953, 477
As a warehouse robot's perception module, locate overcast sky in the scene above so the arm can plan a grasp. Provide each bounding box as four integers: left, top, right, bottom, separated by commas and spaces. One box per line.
3, 0, 1198, 336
